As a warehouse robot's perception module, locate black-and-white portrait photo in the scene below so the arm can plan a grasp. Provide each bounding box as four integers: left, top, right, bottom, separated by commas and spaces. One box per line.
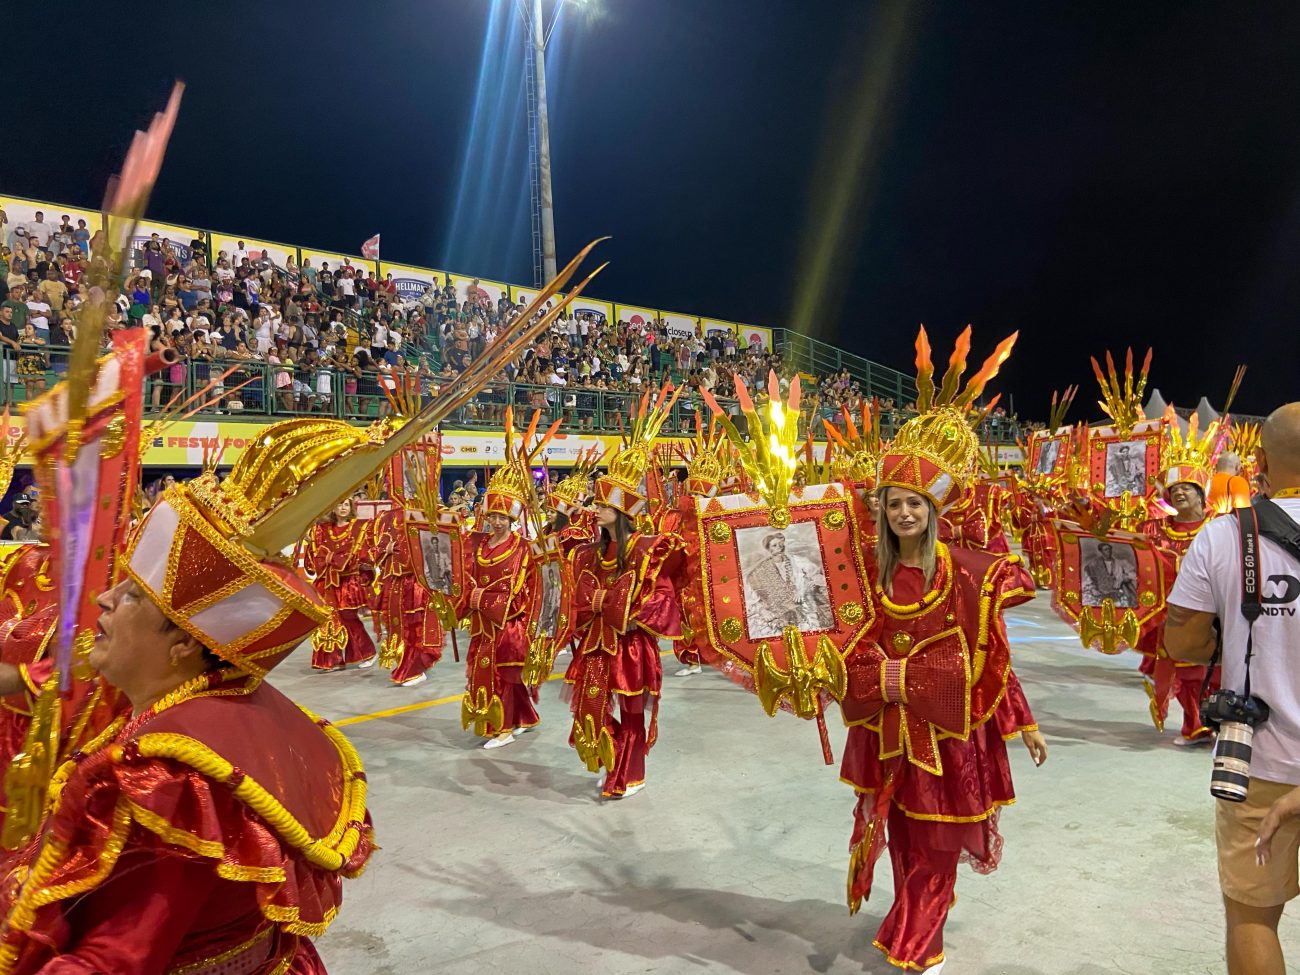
419, 529, 454, 594
1079, 537, 1139, 608
1035, 438, 1061, 475
735, 522, 833, 639
1103, 440, 1148, 498
537, 561, 563, 639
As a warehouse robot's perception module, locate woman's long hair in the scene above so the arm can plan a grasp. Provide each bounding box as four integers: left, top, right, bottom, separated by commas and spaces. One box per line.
874, 486, 939, 595
598, 508, 636, 572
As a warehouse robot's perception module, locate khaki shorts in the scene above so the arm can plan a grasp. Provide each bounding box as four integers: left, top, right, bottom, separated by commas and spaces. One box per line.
1217, 777, 1300, 907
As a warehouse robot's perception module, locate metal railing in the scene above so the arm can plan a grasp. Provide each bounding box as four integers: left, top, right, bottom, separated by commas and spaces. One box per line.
2, 348, 1023, 443
771, 328, 917, 404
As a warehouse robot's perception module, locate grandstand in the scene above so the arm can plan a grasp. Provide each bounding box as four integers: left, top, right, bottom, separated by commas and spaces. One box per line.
0, 191, 1026, 471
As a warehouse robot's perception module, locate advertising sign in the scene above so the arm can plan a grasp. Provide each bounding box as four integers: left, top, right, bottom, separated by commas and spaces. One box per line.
614, 304, 658, 329
0, 196, 100, 252
449, 273, 509, 309
659, 311, 700, 340
210, 233, 296, 270
379, 261, 445, 305
740, 325, 773, 351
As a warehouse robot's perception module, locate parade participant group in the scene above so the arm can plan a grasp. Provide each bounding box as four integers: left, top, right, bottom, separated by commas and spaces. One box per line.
0, 87, 1293, 975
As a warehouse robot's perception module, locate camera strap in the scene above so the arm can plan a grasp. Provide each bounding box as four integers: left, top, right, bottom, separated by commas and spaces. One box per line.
1233, 503, 1264, 699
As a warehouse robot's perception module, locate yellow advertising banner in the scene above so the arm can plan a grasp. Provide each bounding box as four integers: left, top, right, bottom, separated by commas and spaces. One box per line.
379, 261, 446, 304
132, 218, 202, 252
125, 421, 704, 469
658, 310, 700, 340
739, 324, 773, 351
2, 414, 848, 471
448, 273, 509, 308
567, 295, 613, 326
614, 304, 657, 328
209, 232, 296, 268
0, 196, 100, 250
701, 318, 740, 338
300, 248, 372, 275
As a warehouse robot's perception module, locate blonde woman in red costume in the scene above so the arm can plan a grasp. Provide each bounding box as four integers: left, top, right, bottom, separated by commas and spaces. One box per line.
838, 329, 1047, 974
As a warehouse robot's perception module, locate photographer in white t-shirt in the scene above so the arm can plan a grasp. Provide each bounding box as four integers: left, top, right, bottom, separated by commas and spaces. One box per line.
1167, 402, 1300, 975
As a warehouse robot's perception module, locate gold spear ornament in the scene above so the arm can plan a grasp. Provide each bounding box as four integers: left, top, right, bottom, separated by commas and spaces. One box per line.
572, 713, 617, 774
754, 627, 848, 719
1078, 598, 1141, 655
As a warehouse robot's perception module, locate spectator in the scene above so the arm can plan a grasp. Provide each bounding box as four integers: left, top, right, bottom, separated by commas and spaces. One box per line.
25, 212, 52, 250
0, 304, 21, 388
25, 289, 51, 343
72, 220, 91, 256
16, 321, 45, 400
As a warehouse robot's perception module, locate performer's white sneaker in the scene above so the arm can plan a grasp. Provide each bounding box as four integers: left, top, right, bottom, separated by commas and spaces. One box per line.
398, 673, 427, 687
921, 961, 944, 975
674, 665, 702, 677
556, 647, 572, 657
513, 725, 534, 735
622, 782, 646, 798
358, 657, 378, 670
483, 731, 516, 750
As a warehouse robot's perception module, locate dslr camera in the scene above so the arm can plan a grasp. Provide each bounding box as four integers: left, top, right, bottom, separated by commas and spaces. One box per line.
1201, 689, 1270, 803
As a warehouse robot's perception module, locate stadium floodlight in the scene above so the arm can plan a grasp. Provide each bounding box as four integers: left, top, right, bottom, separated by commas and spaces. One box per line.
515, 0, 607, 285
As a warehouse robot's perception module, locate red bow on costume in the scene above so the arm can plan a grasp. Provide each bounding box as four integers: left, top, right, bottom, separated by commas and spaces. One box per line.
845, 627, 972, 775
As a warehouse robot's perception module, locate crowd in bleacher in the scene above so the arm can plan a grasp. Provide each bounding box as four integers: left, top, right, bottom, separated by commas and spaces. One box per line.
0, 205, 1024, 441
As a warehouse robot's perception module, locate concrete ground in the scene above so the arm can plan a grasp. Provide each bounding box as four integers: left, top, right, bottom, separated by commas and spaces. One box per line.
275, 595, 1300, 975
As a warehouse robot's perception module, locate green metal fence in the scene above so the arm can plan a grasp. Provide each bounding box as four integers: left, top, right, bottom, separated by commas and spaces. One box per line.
3, 348, 1022, 443
771, 329, 917, 404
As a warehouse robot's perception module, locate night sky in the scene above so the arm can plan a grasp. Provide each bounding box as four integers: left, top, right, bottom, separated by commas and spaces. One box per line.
7, 1, 1298, 417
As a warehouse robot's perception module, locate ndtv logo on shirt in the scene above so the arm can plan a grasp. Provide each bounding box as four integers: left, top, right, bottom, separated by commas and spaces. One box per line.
1261, 574, 1300, 615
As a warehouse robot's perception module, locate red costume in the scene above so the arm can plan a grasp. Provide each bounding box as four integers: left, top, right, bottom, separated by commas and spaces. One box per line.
1132, 409, 1226, 741
454, 529, 541, 737
0, 412, 395, 973
1137, 515, 1216, 740
944, 478, 1012, 554
569, 385, 686, 796
554, 508, 598, 554
669, 494, 707, 670
0, 673, 373, 975
371, 507, 443, 684
841, 545, 1036, 970
0, 546, 58, 793
839, 326, 1040, 972
665, 421, 735, 671
566, 532, 683, 796
304, 516, 377, 670
1009, 498, 1059, 588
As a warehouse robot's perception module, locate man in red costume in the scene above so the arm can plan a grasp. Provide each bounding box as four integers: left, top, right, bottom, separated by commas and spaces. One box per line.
0, 419, 380, 974
451, 460, 541, 749
370, 504, 443, 686
304, 499, 378, 671
1137, 419, 1222, 742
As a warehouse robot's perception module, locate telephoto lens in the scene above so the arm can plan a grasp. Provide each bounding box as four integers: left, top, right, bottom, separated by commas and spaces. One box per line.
1210, 721, 1254, 802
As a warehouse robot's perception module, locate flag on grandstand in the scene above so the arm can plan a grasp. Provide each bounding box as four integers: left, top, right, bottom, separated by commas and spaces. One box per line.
361, 233, 381, 260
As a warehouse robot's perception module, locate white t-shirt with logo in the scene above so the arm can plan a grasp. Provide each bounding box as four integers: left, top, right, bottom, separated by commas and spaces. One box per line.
1171, 497, 1300, 785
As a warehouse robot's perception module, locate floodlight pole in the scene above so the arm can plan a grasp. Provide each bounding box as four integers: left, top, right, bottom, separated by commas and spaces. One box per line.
532, 0, 557, 283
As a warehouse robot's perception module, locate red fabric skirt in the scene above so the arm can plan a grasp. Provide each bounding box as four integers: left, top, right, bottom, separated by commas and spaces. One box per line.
841, 721, 1016, 832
